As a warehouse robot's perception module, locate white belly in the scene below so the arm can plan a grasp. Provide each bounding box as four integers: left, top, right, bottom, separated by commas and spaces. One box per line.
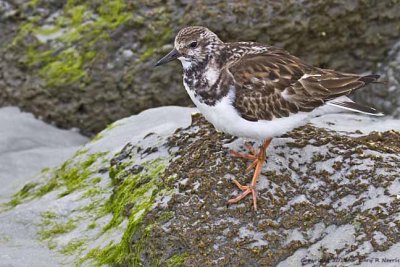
183, 83, 318, 140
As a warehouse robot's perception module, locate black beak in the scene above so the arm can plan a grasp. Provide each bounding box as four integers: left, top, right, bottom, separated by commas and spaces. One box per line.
154, 48, 181, 67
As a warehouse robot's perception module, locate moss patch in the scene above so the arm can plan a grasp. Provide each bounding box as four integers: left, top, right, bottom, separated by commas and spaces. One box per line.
4, 152, 107, 210
12, 0, 133, 87
6, 182, 38, 208
60, 238, 87, 255
166, 253, 189, 267
38, 211, 77, 247
81, 157, 168, 266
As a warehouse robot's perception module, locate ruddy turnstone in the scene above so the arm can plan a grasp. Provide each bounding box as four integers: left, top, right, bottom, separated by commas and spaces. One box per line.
155, 26, 383, 211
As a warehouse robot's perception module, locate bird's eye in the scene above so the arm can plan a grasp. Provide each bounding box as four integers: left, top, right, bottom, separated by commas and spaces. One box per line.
189, 41, 198, 48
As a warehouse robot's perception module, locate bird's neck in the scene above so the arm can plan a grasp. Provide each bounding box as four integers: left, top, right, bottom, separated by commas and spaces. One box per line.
182, 49, 231, 106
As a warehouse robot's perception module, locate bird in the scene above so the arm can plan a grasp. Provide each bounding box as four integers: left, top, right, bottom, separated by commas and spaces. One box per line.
155, 26, 383, 211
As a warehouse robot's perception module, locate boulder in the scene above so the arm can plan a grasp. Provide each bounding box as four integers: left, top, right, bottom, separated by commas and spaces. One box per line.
0, 0, 399, 134
2, 106, 400, 266
354, 41, 400, 118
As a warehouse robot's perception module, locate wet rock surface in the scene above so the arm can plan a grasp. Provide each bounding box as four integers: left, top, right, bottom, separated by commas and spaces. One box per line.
2, 106, 400, 266
354, 41, 400, 118
1, 0, 400, 134
131, 114, 400, 266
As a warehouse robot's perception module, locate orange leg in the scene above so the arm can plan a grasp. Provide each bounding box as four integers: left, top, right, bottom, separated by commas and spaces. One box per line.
230, 142, 258, 173
228, 139, 272, 211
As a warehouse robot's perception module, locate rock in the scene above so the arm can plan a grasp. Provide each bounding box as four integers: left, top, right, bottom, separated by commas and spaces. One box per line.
0, 106, 87, 267
0, 0, 400, 134
354, 41, 400, 118
1, 106, 400, 266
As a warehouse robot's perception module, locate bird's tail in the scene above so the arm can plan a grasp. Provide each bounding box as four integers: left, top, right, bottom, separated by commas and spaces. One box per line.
359, 74, 388, 85
327, 95, 384, 116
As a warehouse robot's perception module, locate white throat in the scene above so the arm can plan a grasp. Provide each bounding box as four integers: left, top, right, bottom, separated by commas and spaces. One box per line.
178, 57, 192, 70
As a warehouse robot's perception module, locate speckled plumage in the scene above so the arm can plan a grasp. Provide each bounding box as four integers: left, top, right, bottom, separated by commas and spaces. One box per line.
156, 26, 382, 140
155, 26, 383, 210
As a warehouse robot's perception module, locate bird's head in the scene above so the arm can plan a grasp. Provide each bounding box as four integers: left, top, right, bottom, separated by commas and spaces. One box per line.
155, 26, 222, 70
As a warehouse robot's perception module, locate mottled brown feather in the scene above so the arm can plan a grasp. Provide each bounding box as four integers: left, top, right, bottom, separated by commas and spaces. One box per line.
228, 48, 379, 121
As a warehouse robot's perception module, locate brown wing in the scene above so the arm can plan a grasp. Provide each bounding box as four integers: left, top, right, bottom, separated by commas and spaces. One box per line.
228, 48, 379, 121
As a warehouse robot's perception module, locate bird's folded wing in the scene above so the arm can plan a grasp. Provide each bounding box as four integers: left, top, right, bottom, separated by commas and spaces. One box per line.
227, 49, 379, 121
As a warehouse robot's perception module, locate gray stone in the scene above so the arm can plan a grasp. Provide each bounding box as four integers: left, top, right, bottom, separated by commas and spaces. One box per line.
0, 0, 399, 135
354, 41, 400, 118
2, 107, 400, 266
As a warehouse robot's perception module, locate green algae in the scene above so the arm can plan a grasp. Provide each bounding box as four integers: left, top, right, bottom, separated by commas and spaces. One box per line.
2, 131, 176, 266
81, 158, 169, 266
12, 0, 133, 87
91, 176, 102, 184
79, 183, 107, 199
6, 182, 38, 208
58, 154, 99, 194
87, 222, 97, 229
4, 152, 107, 210
105, 121, 122, 131
38, 215, 76, 241
74, 148, 88, 157
60, 238, 87, 255
166, 253, 189, 267
103, 161, 166, 230
37, 211, 83, 252
35, 178, 58, 197
91, 133, 104, 142
39, 151, 106, 198
39, 48, 88, 87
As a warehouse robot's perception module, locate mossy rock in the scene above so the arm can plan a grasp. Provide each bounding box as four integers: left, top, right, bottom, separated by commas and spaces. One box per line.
129, 114, 400, 266
2, 106, 400, 266
1, 0, 400, 135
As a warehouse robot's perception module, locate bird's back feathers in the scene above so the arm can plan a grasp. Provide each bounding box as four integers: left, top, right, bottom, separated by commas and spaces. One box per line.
224, 46, 381, 121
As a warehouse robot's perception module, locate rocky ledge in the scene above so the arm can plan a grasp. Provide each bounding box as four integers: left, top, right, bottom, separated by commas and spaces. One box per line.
1, 107, 400, 266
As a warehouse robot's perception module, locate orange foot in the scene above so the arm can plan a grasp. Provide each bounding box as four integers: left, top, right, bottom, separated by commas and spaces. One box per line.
228, 139, 272, 211
230, 142, 260, 173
